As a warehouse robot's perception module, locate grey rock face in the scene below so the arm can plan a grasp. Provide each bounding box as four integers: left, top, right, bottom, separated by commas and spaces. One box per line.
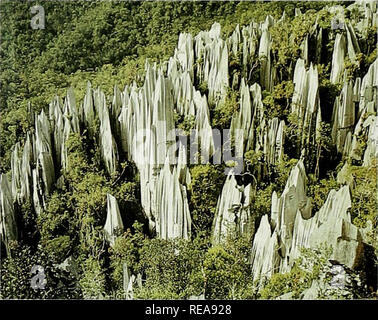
155, 159, 191, 240
290, 185, 363, 269
251, 214, 280, 283
93, 88, 119, 175
363, 115, 378, 166
348, 1, 378, 34
330, 34, 346, 84
212, 172, 252, 244
117, 63, 190, 237
332, 81, 355, 155
330, 21, 361, 85
104, 194, 124, 246
251, 160, 366, 284
258, 29, 273, 91
301, 280, 321, 300
292, 59, 321, 160
336, 59, 378, 162
263, 117, 285, 167
272, 159, 312, 260
276, 292, 294, 300
0, 174, 17, 254
195, 22, 229, 105
336, 162, 355, 188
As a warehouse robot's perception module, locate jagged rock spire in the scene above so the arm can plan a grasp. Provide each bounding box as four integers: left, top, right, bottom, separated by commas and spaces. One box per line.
104, 194, 124, 246
212, 171, 252, 244
251, 159, 365, 284
0, 174, 17, 255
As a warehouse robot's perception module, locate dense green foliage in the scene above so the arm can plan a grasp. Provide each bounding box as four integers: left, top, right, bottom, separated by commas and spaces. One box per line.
189, 164, 225, 236
0, 242, 81, 299
0, 1, 376, 300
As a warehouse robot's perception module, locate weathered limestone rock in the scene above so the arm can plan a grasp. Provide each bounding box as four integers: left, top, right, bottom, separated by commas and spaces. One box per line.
111, 85, 123, 143
155, 158, 191, 240
276, 292, 294, 300
93, 88, 119, 175
230, 81, 283, 171
8, 101, 64, 217
212, 172, 252, 244
4, 3, 376, 260
32, 168, 43, 215
118, 64, 179, 231
230, 78, 253, 153
64, 87, 80, 134
169, 69, 196, 117
240, 22, 260, 75
228, 24, 241, 58
175, 33, 194, 78
345, 22, 361, 63
332, 81, 355, 155
287, 184, 363, 271
195, 23, 229, 105
38, 151, 55, 195
275, 159, 312, 264
292, 59, 321, 160
349, 59, 377, 162
0, 174, 17, 254
263, 117, 285, 167
50, 97, 65, 167
258, 29, 273, 91
274, 159, 311, 231
251, 215, 280, 283
360, 220, 374, 245
358, 59, 377, 117
34, 109, 55, 196
251, 162, 366, 283
104, 194, 124, 246
249, 83, 265, 149
192, 91, 216, 163
362, 115, 378, 166
82, 82, 96, 134
11, 143, 24, 202
35, 109, 52, 155
348, 1, 378, 35
19, 133, 33, 201
330, 33, 346, 84
301, 280, 321, 300
329, 20, 363, 84
115, 54, 196, 239
300, 20, 324, 66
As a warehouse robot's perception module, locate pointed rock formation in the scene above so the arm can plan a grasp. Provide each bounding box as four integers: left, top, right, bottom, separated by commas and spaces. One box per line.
0, 175, 17, 254
155, 159, 191, 240
212, 172, 252, 244
104, 194, 124, 246
251, 160, 366, 284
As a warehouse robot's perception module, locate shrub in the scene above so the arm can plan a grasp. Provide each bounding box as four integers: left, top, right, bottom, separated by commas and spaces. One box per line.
0, 242, 81, 299
211, 90, 239, 129
201, 234, 254, 299
189, 165, 225, 236
79, 256, 107, 299
134, 237, 207, 299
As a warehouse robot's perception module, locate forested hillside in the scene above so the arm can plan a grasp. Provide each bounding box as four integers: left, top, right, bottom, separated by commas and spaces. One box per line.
0, 1, 377, 300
